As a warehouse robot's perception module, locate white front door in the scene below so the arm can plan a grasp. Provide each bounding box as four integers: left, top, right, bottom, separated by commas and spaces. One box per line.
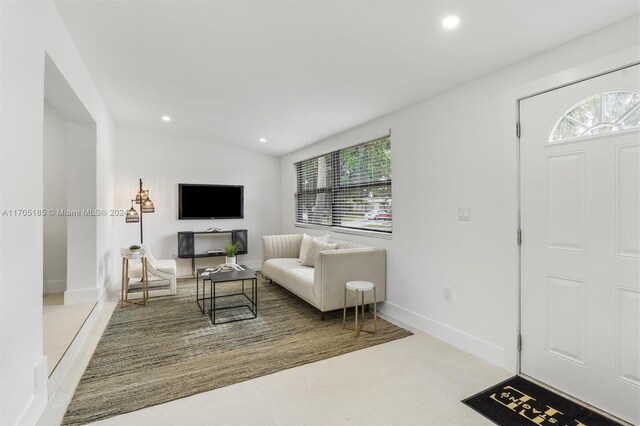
520, 64, 640, 424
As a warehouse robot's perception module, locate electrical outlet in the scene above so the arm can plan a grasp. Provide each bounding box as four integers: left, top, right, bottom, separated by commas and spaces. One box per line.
443, 287, 452, 303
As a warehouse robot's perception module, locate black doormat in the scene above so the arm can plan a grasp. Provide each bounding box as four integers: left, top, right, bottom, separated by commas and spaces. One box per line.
462, 376, 624, 426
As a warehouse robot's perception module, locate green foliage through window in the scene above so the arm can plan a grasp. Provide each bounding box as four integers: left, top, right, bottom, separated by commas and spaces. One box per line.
550, 91, 640, 142
295, 137, 392, 233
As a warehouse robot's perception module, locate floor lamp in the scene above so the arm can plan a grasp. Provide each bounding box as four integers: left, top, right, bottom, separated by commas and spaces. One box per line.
126, 178, 155, 243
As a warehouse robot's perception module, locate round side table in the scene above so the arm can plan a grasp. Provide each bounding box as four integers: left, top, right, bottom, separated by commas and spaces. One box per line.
343, 280, 378, 337
120, 251, 149, 307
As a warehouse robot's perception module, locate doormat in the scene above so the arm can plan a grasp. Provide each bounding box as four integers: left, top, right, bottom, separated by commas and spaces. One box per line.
462, 376, 624, 426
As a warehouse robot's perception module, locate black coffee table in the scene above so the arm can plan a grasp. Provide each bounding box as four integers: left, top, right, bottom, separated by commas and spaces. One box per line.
196, 265, 257, 324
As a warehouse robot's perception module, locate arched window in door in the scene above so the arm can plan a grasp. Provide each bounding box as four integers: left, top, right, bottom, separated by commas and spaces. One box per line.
549, 90, 640, 142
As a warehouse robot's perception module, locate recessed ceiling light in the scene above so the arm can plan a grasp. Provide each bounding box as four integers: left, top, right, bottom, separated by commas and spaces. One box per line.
259, 138, 267, 143
162, 115, 171, 122
442, 16, 460, 29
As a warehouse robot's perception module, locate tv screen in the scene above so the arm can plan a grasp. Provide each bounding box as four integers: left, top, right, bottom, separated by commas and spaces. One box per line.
179, 184, 244, 219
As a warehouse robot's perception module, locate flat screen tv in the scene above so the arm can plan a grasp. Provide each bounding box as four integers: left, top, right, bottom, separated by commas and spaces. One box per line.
179, 184, 244, 220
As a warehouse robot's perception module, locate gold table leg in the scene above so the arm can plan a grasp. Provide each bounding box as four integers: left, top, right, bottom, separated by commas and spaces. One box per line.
342, 286, 347, 329
142, 256, 149, 304
354, 289, 359, 337
121, 257, 127, 307
120, 256, 148, 307
373, 286, 378, 333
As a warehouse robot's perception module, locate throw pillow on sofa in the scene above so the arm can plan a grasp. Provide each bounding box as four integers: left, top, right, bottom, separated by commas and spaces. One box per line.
298, 233, 330, 263
300, 239, 337, 267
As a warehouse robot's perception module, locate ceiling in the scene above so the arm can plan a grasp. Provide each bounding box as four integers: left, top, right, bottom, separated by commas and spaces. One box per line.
54, 1, 639, 156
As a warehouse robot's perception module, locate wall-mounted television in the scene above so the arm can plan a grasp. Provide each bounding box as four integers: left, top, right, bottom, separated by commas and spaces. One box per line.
178, 184, 244, 220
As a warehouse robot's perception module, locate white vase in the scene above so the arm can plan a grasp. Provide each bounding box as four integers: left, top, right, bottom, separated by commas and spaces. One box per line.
225, 256, 237, 265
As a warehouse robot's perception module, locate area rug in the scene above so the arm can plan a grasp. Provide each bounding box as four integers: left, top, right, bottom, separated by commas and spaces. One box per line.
462, 375, 624, 426
63, 277, 412, 425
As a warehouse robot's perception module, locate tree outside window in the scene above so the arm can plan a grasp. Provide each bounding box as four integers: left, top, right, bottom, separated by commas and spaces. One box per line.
295, 137, 391, 233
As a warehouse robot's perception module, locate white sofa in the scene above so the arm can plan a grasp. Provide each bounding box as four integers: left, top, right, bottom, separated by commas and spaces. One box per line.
261, 234, 386, 318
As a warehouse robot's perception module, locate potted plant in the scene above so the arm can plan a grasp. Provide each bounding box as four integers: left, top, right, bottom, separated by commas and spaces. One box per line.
224, 240, 240, 265
129, 244, 141, 257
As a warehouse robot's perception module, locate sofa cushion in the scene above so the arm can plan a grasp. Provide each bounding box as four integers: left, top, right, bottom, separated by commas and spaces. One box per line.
300, 240, 337, 267
298, 233, 330, 263
329, 239, 367, 250
263, 258, 316, 303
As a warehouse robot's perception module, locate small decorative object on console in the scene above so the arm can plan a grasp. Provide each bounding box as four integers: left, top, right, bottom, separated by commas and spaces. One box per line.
207, 264, 245, 274
129, 244, 141, 258
224, 240, 241, 265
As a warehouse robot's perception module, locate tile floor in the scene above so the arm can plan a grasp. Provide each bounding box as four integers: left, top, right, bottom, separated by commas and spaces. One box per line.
43, 293, 96, 374
39, 289, 511, 425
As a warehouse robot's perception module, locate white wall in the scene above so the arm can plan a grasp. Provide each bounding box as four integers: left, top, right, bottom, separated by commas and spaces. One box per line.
43, 101, 100, 303
279, 17, 640, 371
65, 122, 98, 304
115, 127, 281, 275
43, 100, 68, 294
0, 1, 116, 424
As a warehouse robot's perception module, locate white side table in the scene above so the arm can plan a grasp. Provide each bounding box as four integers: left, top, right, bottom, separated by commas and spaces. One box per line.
120, 252, 149, 307
343, 280, 378, 337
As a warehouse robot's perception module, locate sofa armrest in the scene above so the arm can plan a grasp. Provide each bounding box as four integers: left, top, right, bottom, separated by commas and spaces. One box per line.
314, 248, 386, 311
262, 234, 304, 268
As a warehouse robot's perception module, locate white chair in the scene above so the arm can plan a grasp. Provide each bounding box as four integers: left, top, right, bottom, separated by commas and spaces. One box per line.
123, 244, 177, 299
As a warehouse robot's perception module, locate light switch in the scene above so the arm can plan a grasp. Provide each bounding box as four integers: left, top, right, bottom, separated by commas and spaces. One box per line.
458, 207, 471, 221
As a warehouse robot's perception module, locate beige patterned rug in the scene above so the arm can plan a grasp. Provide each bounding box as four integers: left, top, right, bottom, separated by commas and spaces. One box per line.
63, 277, 412, 425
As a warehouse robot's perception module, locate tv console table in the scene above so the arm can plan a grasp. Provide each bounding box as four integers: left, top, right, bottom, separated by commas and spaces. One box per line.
177, 229, 248, 276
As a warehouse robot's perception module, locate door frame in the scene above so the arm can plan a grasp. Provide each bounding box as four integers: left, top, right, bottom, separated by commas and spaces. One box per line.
516, 60, 640, 373
500, 45, 639, 373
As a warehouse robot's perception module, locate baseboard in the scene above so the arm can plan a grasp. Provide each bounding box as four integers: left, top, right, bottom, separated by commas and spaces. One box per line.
46, 285, 108, 412
15, 356, 48, 425
380, 301, 506, 369
64, 287, 98, 304
98, 276, 113, 300
43, 279, 66, 294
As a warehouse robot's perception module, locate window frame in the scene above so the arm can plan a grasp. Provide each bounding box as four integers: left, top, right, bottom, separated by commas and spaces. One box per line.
548, 90, 640, 143
294, 135, 392, 237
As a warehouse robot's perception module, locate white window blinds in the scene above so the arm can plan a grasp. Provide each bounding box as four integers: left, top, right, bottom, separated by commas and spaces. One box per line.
295, 136, 392, 234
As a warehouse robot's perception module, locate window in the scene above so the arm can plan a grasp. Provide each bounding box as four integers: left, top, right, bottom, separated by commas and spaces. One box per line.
295, 136, 392, 234
549, 90, 640, 142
